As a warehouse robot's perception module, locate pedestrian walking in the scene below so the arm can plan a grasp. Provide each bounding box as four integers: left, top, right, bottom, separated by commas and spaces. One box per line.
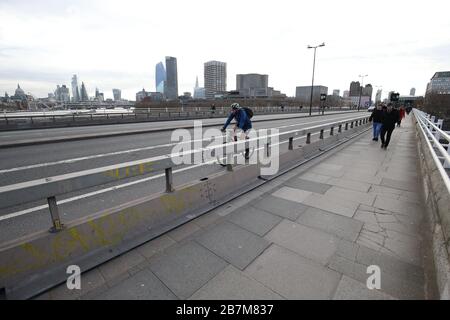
380, 103, 400, 149
369, 104, 383, 141
397, 106, 406, 127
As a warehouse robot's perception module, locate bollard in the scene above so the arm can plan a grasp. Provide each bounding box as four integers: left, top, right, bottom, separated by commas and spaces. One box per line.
345, 123, 349, 130
338, 124, 342, 133
306, 132, 311, 144
319, 129, 324, 139
288, 137, 294, 150
350, 121, 354, 129
48, 196, 64, 233
330, 127, 334, 136
266, 141, 271, 157
165, 168, 174, 192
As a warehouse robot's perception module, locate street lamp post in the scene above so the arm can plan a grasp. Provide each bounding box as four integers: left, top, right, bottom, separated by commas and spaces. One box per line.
357, 74, 368, 111
307, 42, 325, 116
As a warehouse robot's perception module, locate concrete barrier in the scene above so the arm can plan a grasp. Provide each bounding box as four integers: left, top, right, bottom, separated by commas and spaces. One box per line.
0, 120, 370, 299
414, 117, 450, 299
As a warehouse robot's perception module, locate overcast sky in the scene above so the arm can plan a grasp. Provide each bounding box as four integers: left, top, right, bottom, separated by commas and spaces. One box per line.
1, 0, 449, 100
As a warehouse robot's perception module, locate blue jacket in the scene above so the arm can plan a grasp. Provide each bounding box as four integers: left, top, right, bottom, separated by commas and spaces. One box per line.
222, 109, 252, 131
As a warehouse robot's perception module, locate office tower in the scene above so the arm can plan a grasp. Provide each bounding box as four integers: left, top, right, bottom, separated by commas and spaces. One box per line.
204, 61, 227, 99
333, 89, 340, 96
362, 84, 373, 100
349, 81, 361, 96
410, 88, 416, 96
164, 56, 178, 100
426, 71, 450, 95
236, 73, 269, 97
55, 85, 70, 102
155, 62, 166, 94
71, 75, 80, 102
80, 82, 89, 101
375, 89, 382, 104
295, 86, 328, 102
113, 89, 122, 101
343, 90, 350, 98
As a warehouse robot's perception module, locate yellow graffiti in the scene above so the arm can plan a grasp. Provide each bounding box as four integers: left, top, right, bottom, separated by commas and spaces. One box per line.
0, 208, 144, 278
104, 162, 153, 179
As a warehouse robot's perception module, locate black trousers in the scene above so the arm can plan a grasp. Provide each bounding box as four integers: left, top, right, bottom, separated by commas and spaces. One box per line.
381, 126, 394, 147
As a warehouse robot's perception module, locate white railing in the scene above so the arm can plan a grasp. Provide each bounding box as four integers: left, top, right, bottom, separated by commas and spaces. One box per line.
413, 109, 450, 194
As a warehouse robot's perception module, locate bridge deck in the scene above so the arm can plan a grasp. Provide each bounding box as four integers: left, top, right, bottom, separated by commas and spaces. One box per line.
36, 114, 434, 300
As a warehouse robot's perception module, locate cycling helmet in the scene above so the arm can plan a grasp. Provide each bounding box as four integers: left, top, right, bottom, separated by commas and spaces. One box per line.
231, 103, 240, 110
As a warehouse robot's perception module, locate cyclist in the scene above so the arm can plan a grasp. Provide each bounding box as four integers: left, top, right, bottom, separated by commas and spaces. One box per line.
221, 103, 253, 159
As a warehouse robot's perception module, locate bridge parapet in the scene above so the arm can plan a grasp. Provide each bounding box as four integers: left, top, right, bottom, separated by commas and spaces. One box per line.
413, 109, 450, 299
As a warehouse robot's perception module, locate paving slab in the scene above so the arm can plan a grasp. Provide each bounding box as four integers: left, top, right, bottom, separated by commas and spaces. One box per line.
95, 269, 177, 300
265, 219, 339, 265
227, 206, 282, 236
284, 178, 332, 194
189, 265, 284, 300
297, 207, 363, 241
245, 245, 341, 299
251, 194, 309, 221
333, 276, 396, 300
195, 221, 270, 270
149, 241, 228, 299
271, 186, 312, 203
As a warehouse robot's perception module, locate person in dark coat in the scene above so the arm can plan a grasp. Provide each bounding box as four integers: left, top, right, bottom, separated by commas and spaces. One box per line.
380, 103, 400, 149
369, 104, 384, 141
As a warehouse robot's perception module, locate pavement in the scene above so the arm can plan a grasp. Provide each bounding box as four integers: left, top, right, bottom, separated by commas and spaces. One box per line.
35, 115, 433, 300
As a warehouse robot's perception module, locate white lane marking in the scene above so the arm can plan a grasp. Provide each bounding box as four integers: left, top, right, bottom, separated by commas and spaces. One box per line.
0, 130, 326, 221
0, 114, 354, 173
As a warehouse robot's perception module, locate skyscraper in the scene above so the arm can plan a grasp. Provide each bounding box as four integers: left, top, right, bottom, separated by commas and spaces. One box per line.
155, 62, 166, 94
164, 56, 178, 100
113, 89, 122, 101
55, 85, 70, 102
204, 61, 227, 99
71, 75, 80, 102
375, 89, 382, 104
193, 76, 206, 99
80, 82, 89, 101
349, 81, 361, 96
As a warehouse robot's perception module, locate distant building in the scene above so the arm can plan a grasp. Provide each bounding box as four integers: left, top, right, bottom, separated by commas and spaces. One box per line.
164, 56, 178, 100
136, 88, 164, 102
193, 76, 206, 99
333, 89, 340, 96
155, 62, 166, 94
410, 88, 416, 96
13, 84, 27, 101
343, 90, 350, 98
113, 89, 122, 101
204, 61, 227, 99
349, 81, 361, 96
236, 73, 269, 98
80, 82, 89, 101
71, 75, 80, 102
375, 89, 382, 104
295, 86, 328, 103
95, 88, 104, 102
426, 71, 450, 95
350, 96, 371, 108
55, 85, 70, 102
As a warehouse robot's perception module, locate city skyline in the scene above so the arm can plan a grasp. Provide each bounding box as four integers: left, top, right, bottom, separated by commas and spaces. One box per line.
0, 0, 449, 100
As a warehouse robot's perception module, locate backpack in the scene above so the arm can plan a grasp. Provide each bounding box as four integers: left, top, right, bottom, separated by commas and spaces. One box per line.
242, 107, 253, 119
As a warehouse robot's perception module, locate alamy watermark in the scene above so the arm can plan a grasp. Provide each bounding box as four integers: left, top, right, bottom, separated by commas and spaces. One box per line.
366, 265, 381, 290
170, 121, 280, 175
66, 265, 81, 290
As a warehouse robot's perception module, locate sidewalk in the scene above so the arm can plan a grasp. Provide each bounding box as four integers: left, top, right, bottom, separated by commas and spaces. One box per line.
37, 114, 431, 300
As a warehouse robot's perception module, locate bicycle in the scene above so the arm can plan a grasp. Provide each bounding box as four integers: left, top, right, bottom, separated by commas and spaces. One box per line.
217, 125, 254, 167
